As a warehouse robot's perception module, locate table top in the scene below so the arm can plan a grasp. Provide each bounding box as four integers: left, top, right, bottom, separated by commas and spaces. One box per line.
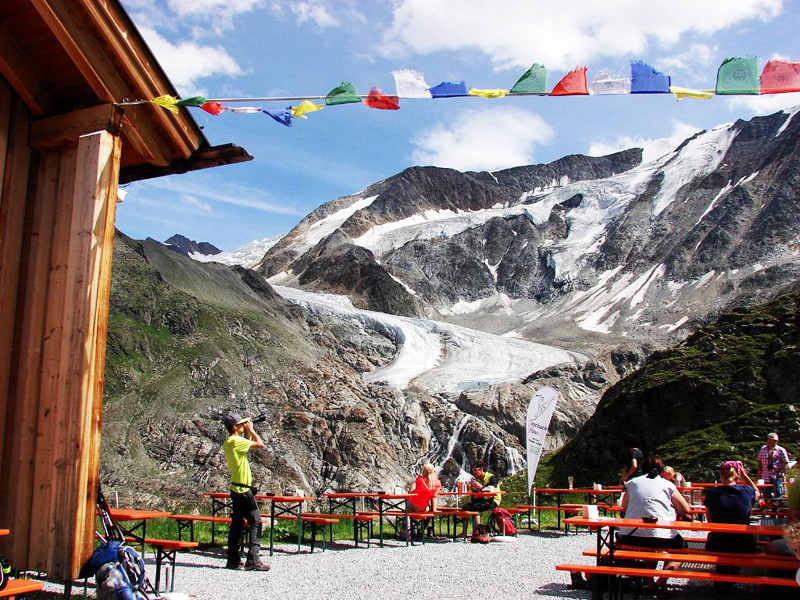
258, 495, 315, 502
108, 508, 171, 521
439, 491, 505, 497
564, 516, 786, 536
323, 492, 381, 498
534, 488, 622, 493
0, 529, 8, 536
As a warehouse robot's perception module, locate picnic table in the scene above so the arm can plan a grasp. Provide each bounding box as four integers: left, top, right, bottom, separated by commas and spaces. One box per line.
526, 488, 622, 529
262, 495, 316, 556
107, 508, 170, 551
322, 493, 379, 547
560, 515, 791, 599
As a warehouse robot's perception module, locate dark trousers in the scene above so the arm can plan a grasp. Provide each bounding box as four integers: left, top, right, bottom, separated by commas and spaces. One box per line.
227, 490, 262, 566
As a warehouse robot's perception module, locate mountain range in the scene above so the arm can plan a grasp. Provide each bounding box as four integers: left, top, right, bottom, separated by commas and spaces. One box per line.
104, 106, 800, 505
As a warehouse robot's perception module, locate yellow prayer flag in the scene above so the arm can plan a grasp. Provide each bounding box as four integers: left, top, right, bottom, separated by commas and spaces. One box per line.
151, 95, 180, 113
670, 86, 714, 101
468, 88, 508, 99
291, 101, 325, 119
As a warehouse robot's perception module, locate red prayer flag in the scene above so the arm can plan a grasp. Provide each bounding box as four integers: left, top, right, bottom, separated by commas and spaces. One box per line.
365, 87, 400, 110
550, 67, 588, 96
760, 60, 800, 94
201, 101, 225, 116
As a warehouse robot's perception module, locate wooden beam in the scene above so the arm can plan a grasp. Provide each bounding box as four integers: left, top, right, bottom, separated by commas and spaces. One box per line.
0, 24, 52, 116
30, 142, 79, 571
49, 131, 120, 579
29, 104, 124, 150
2, 148, 60, 568
119, 143, 254, 184
0, 82, 32, 481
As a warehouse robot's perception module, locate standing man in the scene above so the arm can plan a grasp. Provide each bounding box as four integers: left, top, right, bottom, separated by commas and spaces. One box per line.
223, 413, 269, 571
462, 461, 502, 527
757, 432, 790, 500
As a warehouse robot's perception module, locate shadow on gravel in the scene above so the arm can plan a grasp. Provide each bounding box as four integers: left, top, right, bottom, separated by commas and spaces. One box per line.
536, 583, 592, 598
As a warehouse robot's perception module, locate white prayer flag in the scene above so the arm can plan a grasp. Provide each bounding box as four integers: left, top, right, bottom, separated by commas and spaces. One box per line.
526, 386, 559, 493
590, 69, 631, 95
392, 69, 432, 98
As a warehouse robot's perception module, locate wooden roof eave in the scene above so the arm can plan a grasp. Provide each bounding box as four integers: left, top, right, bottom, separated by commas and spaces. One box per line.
119, 143, 253, 185
26, 0, 212, 166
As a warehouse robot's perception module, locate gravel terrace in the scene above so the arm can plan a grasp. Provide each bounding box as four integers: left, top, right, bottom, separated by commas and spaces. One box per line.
38, 530, 794, 599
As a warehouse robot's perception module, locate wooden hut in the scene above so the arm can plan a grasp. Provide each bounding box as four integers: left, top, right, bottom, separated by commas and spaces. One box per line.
0, 0, 252, 581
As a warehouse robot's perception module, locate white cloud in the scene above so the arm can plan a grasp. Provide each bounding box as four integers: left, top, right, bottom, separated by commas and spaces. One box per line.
289, 2, 339, 27
381, 0, 783, 71
137, 177, 305, 216
181, 195, 214, 215
166, 0, 263, 17
655, 43, 718, 75
727, 93, 800, 116
411, 107, 554, 171
588, 120, 701, 163
139, 27, 243, 95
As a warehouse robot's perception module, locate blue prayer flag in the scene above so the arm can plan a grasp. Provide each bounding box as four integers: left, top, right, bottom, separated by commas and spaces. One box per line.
630, 61, 671, 94
429, 81, 469, 98
261, 107, 293, 127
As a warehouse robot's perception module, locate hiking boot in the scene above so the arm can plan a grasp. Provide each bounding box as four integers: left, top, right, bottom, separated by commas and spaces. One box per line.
244, 562, 270, 572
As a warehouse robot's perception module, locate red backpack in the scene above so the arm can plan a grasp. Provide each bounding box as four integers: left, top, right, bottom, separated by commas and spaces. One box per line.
492, 507, 517, 535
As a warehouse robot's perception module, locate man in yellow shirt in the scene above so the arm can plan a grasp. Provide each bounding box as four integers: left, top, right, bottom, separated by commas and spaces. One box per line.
223, 413, 268, 571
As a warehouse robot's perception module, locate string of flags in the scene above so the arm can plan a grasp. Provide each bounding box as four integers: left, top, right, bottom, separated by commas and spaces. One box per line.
143, 57, 800, 128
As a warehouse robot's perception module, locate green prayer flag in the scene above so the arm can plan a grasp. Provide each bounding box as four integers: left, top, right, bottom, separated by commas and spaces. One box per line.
325, 82, 362, 106
176, 96, 208, 107
716, 57, 759, 95
510, 64, 547, 94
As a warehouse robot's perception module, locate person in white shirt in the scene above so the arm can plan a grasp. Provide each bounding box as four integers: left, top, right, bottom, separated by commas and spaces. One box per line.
619, 455, 691, 598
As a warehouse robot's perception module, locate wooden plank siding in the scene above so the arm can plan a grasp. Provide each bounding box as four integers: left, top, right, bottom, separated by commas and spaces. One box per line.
0, 82, 121, 577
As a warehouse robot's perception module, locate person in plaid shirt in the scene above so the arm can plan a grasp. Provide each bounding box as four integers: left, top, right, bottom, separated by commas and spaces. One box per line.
757, 432, 790, 499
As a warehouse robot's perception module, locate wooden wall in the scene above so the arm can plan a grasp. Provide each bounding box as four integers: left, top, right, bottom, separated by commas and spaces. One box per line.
0, 75, 120, 580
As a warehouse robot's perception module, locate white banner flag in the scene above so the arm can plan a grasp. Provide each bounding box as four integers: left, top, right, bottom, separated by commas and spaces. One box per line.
391, 69, 432, 98
526, 386, 560, 493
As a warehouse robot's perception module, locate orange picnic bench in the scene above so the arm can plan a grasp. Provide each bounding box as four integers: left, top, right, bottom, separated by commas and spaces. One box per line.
124, 537, 198, 592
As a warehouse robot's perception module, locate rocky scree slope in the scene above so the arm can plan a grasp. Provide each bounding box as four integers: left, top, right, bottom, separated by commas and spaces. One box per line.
544, 288, 800, 487
102, 233, 594, 508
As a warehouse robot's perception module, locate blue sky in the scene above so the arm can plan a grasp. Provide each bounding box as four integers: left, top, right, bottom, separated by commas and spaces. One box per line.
120, 0, 800, 252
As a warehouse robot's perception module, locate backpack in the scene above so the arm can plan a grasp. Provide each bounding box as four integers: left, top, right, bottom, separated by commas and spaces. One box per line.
470, 525, 491, 544
492, 507, 517, 535
79, 541, 149, 600
0, 555, 9, 591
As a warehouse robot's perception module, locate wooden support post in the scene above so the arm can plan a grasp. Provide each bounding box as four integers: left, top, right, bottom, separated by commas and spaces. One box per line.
0, 128, 120, 580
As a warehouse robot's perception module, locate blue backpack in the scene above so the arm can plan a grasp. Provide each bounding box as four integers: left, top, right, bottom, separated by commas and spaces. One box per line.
80, 541, 148, 600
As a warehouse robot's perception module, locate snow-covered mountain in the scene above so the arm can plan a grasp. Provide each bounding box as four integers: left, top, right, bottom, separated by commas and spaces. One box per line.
259, 107, 800, 352
192, 234, 285, 268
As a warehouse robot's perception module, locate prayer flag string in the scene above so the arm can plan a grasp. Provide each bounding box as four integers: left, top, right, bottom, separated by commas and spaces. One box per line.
134, 57, 800, 126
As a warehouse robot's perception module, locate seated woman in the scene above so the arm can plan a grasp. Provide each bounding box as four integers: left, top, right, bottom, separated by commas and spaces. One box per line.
619, 455, 691, 598
405, 463, 441, 539
407, 462, 441, 512
704, 460, 760, 591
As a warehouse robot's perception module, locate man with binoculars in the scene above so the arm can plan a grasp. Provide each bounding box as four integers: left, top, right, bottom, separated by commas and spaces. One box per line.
223, 413, 269, 571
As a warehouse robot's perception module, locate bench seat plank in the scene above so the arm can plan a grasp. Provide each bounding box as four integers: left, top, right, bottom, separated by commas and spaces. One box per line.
583, 549, 799, 570
0, 579, 45, 598
556, 564, 799, 587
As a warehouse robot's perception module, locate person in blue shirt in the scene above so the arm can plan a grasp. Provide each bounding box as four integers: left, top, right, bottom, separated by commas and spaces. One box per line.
705, 460, 761, 592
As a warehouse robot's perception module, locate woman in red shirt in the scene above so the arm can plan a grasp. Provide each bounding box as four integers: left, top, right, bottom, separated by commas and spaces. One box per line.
407, 463, 441, 512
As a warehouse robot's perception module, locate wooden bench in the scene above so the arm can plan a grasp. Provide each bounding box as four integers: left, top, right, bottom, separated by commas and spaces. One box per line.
513, 504, 585, 532
265, 514, 340, 552
583, 549, 799, 570
125, 537, 198, 592
556, 563, 799, 590
0, 579, 45, 599
302, 513, 377, 547
356, 511, 436, 545
610, 543, 799, 561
